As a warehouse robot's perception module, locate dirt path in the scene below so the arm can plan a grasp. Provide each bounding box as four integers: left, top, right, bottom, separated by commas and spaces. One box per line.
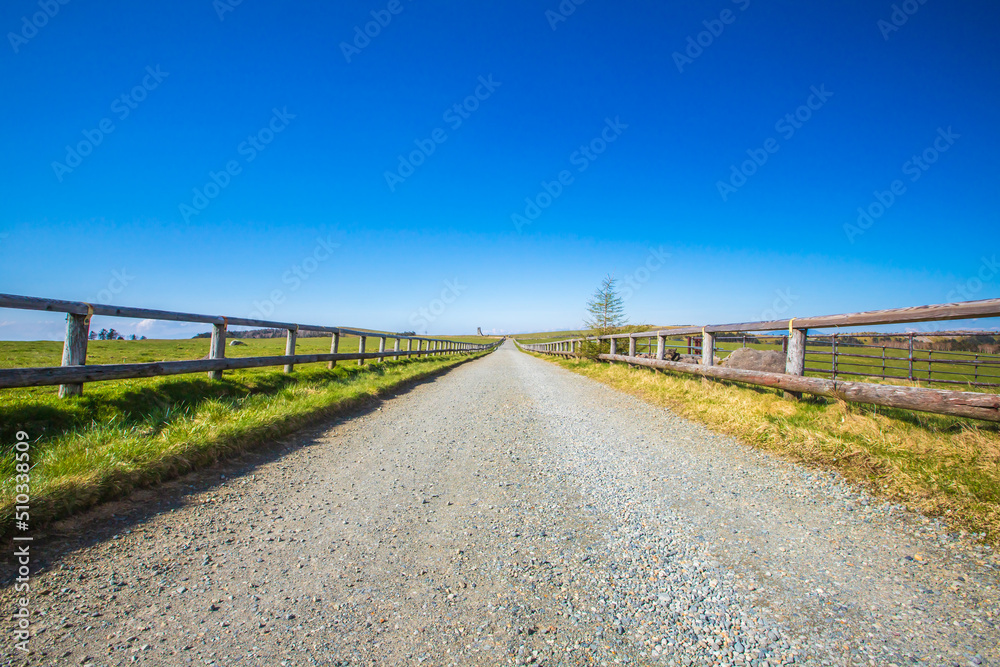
2, 340, 997, 666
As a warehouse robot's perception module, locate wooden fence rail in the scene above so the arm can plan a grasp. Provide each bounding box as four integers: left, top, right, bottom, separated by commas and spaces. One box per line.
0, 293, 501, 397
517, 297, 1000, 423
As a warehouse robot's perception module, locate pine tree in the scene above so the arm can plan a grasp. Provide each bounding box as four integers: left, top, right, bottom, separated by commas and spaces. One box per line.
584, 274, 627, 335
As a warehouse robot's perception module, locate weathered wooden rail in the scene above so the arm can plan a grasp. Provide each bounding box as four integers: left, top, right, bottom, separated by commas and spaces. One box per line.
0, 293, 500, 397
517, 298, 1000, 422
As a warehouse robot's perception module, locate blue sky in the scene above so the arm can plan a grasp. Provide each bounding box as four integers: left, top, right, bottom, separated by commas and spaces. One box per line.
1, 0, 998, 339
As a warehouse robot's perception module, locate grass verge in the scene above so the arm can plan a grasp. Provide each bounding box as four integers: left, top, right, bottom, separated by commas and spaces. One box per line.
0, 352, 489, 535
526, 351, 1000, 545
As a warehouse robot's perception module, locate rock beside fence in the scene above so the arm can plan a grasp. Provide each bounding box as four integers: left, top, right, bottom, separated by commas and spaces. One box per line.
721, 347, 786, 373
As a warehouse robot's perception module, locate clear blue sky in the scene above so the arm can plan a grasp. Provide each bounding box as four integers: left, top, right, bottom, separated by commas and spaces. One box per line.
1, 0, 998, 339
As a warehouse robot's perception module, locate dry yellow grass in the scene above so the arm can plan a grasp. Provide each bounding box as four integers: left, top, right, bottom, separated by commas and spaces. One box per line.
531, 353, 1000, 545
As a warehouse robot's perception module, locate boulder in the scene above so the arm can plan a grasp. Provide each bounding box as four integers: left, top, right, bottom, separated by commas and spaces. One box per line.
229, 339, 247, 346
721, 347, 786, 373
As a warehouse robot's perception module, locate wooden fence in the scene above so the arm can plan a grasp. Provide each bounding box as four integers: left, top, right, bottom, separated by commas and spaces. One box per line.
517, 298, 1000, 423
0, 293, 500, 397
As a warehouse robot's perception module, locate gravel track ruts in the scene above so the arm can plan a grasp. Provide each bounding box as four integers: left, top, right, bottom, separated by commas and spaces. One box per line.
2, 339, 998, 666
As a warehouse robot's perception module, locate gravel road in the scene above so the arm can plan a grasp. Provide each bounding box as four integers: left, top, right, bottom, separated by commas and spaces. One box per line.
3, 339, 998, 666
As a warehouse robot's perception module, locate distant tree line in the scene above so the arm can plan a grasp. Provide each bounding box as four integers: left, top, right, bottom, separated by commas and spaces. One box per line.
191, 328, 328, 339
88, 329, 146, 341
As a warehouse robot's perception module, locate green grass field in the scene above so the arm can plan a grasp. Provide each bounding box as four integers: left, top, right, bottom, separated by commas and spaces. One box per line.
516, 331, 1000, 390
0, 337, 495, 534
0, 334, 498, 394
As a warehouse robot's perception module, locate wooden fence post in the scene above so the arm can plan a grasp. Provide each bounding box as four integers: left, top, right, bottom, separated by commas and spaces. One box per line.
656, 334, 665, 361
407, 338, 413, 354
784, 327, 807, 399
378, 336, 386, 362
701, 331, 715, 367
328, 333, 340, 369
628, 336, 636, 357
58, 312, 90, 398
609, 337, 616, 355
208, 319, 227, 380
284, 327, 297, 373
358, 335, 367, 365
393, 337, 400, 359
